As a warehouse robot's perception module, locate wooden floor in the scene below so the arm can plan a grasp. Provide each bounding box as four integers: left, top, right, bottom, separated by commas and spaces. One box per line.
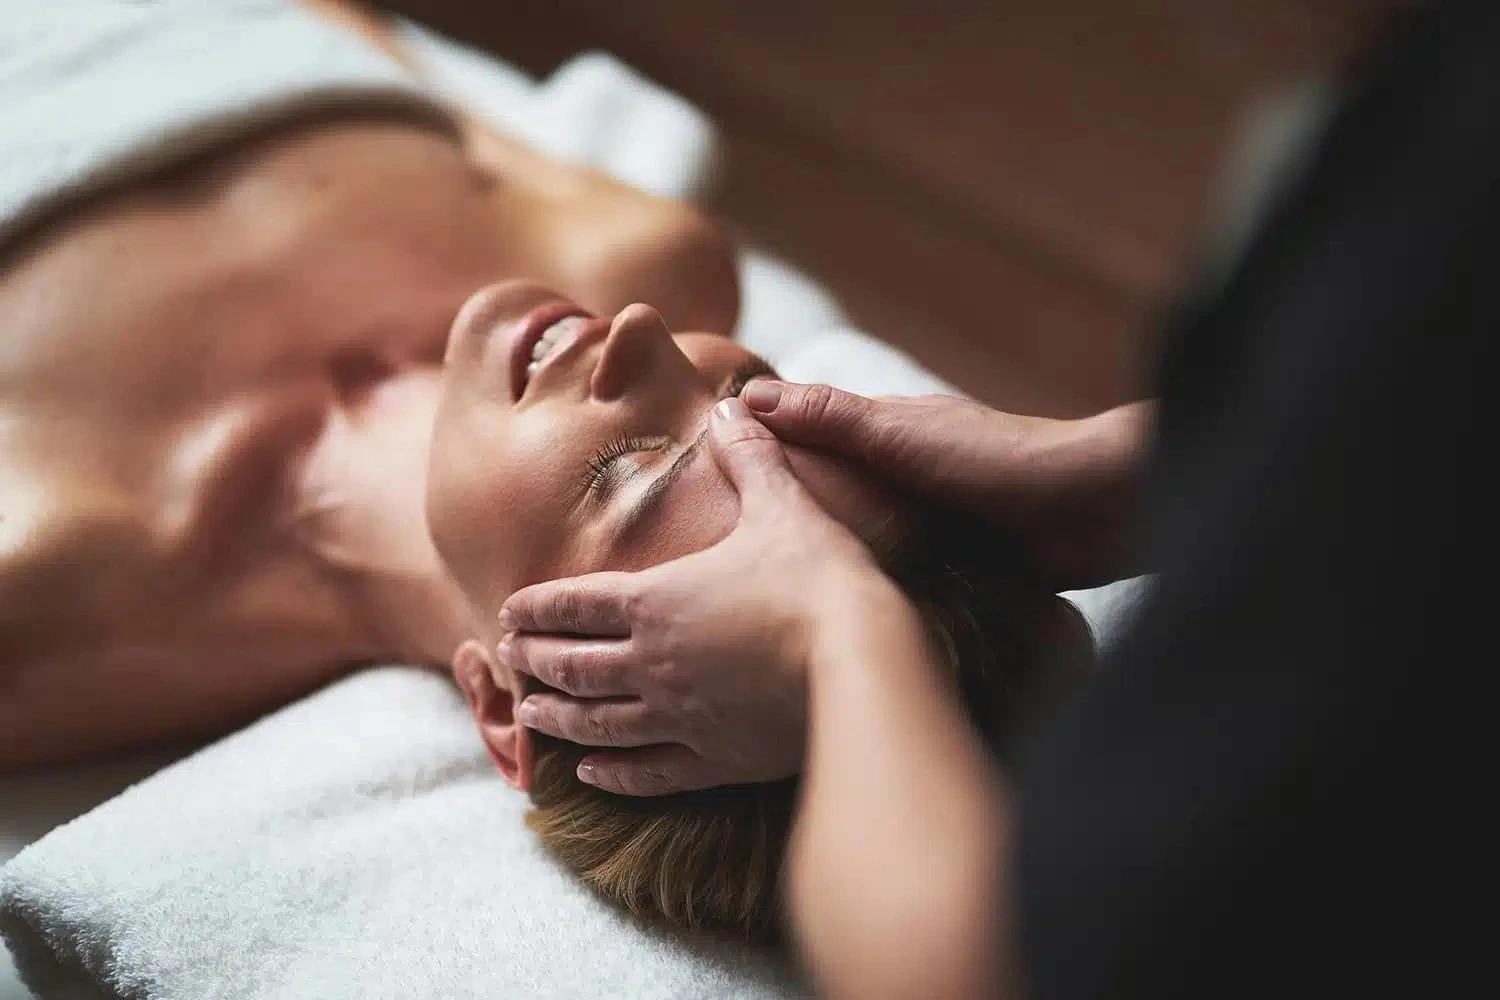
384, 2, 1381, 415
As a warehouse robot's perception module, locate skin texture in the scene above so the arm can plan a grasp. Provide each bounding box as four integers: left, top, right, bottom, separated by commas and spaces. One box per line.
0, 118, 738, 769
425, 280, 906, 791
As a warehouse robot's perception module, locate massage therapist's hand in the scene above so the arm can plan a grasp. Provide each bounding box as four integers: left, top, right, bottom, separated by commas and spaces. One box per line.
496, 397, 895, 796
739, 381, 1155, 590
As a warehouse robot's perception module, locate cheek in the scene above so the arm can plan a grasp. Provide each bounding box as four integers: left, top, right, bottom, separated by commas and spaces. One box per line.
428, 405, 610, 595
426, 415, 530, 593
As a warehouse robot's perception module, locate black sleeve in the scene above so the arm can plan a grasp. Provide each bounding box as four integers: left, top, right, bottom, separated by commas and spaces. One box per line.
1017, 6, 1490, 998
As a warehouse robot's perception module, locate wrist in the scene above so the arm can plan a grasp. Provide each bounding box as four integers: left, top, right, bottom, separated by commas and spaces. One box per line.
1030, 404, 1148, 498
804, 566, 933, 680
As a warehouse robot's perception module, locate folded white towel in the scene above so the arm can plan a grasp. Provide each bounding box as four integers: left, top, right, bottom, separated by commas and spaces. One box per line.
397, 21, 719, 201
0, 667, 802, 999
0, 0, 451, 248
0, 0, 720, 254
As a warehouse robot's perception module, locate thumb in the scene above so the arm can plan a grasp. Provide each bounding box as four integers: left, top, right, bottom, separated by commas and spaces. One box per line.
707, 397, 809, 514
741, 380, 888, 455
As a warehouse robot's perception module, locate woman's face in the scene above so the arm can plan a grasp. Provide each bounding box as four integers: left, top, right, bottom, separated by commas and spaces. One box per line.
427, 280, 897, 612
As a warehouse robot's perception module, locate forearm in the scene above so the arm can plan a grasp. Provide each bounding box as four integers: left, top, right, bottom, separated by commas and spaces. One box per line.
787, 574, 1015, 999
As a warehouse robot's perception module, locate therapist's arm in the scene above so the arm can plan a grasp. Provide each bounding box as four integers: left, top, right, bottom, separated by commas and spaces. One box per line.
743, 382, 1154, 591
790, 573, 1014, 1000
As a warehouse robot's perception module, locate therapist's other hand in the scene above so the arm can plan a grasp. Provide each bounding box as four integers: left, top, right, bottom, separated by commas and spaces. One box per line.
740, 380, 1152, 590
496, 396, 887, 796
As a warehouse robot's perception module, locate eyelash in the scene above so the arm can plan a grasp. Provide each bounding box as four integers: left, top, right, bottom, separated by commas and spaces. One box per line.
581, 434, 665, 495
580, 358, 776, 496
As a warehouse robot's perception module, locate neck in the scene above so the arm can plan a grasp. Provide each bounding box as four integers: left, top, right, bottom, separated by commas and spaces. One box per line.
296, 370, 477, 667
345, 557, 477, 668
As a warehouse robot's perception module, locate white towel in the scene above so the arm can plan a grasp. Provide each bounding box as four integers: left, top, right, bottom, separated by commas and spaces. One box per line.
0, 667, 802, 1000
395, 20, 719, 201
0, 1, 720, 252
0, 0, 452, 248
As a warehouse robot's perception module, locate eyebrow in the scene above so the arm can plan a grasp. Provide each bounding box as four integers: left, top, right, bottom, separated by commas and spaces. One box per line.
608, 353, 780, 545
613, 424, 709, 544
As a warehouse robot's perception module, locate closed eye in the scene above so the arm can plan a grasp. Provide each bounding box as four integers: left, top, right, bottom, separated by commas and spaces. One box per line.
580, 434, 670, 498
579, 353, 780, 507
606, 355, 781, 538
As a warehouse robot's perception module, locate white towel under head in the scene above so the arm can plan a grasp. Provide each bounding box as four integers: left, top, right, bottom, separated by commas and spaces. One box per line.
0, 668, 802, 999
0, 0, 453, 249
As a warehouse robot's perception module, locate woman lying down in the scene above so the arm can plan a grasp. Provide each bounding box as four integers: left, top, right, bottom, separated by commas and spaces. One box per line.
0, 0, 1088, 942
426, 280, 1092, 939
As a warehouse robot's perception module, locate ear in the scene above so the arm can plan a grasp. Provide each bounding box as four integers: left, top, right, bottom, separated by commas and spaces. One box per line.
451, 639, 535, 791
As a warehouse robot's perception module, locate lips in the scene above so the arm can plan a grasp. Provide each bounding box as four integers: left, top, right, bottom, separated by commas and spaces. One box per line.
524, 313, 590, 385
503, 301, 592, 402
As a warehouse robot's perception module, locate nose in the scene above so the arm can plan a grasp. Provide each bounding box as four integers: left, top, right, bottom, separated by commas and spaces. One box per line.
589, 303, 697, 400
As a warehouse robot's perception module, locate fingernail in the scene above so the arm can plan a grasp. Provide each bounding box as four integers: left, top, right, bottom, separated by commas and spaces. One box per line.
496, 607, 517, 631
714, 397, 750, 422
742, 380, 781, 413
576, 761, 598, 785
495, 632, 516, 665
516, 698, 537, 725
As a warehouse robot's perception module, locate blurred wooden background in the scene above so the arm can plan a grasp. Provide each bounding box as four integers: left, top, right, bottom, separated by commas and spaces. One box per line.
381, 2, 1384, 415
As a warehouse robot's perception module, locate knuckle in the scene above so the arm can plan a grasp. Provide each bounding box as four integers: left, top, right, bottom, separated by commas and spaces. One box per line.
585, 709, 620, 744
637, 700, 668, 728
870, 410, 919, 462
798, 382, 838, 424
648, 657, 690, 696
549, 590, 583, 632
800, 382, 865, 431
619, 584, 648, 627
556, 648, 601, 694
625, 767, 674, 796
550, 656, 578, 694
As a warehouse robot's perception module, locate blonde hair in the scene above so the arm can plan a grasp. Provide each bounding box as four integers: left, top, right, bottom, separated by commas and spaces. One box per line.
524, 505, 1092, 941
